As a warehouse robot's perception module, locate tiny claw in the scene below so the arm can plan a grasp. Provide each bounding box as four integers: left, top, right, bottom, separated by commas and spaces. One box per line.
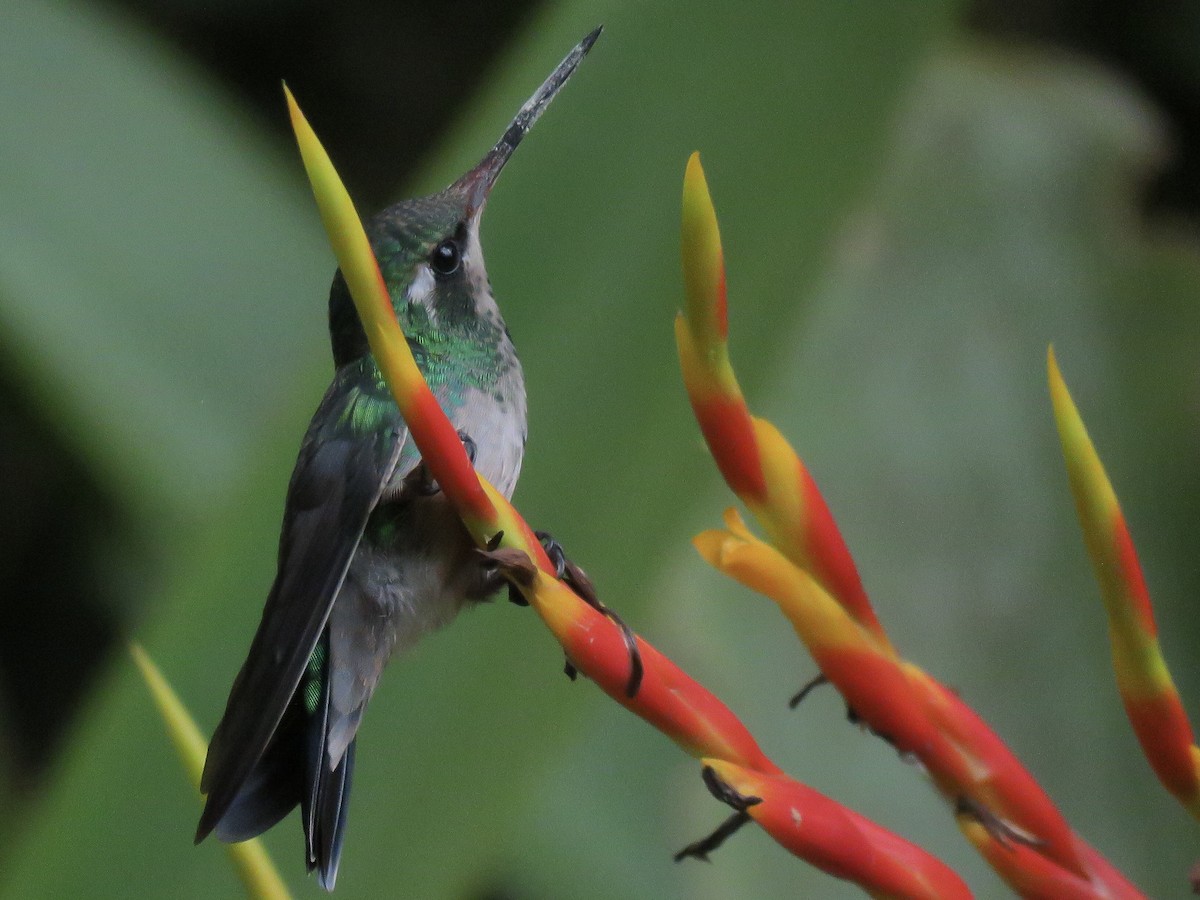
506, 584, 529, 607
403, 435, 476, 498
535, 530, 568, 580
955, 796, 1043, 849
402, 459, 442, 497
788, 673, 829, 708
534, 530, 644, 698
456, 430, 478, 465
563, 658, 578, 681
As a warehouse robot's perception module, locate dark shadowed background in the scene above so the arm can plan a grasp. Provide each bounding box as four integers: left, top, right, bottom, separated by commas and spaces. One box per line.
2, 0, 1199, 896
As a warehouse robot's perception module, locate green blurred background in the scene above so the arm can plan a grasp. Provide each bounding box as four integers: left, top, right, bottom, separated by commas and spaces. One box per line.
2, 0, 1199, 896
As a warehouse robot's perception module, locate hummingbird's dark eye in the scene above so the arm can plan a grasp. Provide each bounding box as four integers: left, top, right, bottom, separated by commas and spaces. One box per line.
430, 239, 461, 276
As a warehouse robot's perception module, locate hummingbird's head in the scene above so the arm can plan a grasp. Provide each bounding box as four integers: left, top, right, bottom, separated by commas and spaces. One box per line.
327, 26, 601, 370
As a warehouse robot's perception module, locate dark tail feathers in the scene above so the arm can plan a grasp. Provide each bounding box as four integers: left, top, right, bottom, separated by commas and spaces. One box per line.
211, 635, 355, 891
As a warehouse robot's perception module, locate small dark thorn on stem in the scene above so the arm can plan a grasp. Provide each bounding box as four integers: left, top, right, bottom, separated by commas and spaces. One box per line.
673, 811, 752, 863
954, 796, 1043, 850
674, 767, 762, 863
788, 673, 829, 708
700, 765, 762, 812
846, 704, 897, 748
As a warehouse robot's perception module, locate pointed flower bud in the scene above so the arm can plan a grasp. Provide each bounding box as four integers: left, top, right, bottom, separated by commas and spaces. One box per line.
1049, 348, 1200, 817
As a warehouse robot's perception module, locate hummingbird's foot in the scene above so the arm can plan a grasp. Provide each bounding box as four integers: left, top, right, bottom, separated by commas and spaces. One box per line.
403, 459, 441, 497
674, 765, 762, 862
475, 531, 529, 606
794, 679, 908, 760
411, 460, 443, 496
788, 672, 829, 708
535, 531, 644, 699
481, 530, 531, 607
478, 533, 644, 698
411, 431, 479, 496
536, 532, 570, 580
954, 796, 1043, 850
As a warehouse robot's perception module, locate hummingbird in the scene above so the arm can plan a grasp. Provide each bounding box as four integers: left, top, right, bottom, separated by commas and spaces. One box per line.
195, 28, 601, 890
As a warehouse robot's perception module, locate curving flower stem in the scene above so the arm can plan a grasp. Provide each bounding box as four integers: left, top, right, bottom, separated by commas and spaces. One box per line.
285, 86, 969, 898
131, 644, 292, 899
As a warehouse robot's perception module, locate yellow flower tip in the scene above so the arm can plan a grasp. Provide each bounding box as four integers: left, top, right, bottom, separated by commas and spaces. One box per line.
692, 528, 735, 568
282, 84, 311, 144
681, 153, 712, 231
1047, 346, 1091, 469
1047, 344, 1066, 403
693, 510, 757, 567
680, 151, 726, 341
129, 640, 150, 675
721, 506, 751, 537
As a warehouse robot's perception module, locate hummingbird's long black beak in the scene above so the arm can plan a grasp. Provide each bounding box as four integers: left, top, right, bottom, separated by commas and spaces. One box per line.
457, 26, 602, 212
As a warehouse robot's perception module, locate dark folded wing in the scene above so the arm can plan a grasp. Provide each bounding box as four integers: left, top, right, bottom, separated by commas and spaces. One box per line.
196, 367, 407, 841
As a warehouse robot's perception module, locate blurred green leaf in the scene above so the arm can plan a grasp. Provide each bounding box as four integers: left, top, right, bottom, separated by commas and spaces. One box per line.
0, 704, 13, 845
1, 1, 956, 895
0, 0, 331, 517
10, 2, 1200, 899
636, 44, 1199, 897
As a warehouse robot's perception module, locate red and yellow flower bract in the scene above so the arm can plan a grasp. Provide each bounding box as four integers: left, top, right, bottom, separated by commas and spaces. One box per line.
1050, 348, 1200, 820
679, 152, 1144, 898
